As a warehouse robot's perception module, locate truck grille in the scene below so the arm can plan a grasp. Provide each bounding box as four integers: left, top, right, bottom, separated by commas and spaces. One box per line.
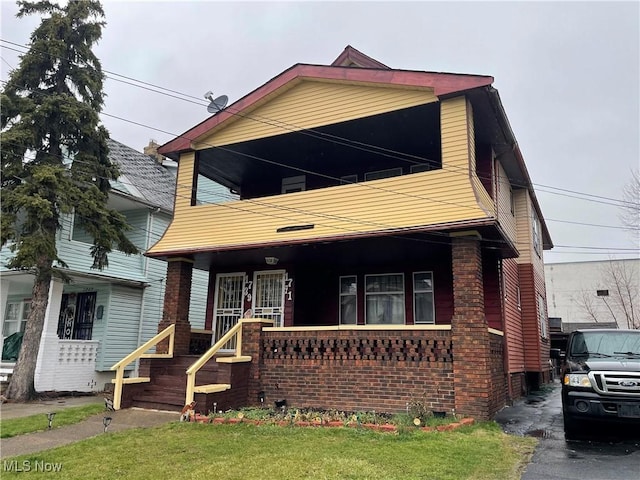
589, 371, 640, 396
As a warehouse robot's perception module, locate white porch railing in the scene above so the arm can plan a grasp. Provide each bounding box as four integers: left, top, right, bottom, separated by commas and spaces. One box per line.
110, 324, 175, 410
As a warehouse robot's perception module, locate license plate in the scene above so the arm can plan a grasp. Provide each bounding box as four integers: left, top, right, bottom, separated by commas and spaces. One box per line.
617, 404, 640, 418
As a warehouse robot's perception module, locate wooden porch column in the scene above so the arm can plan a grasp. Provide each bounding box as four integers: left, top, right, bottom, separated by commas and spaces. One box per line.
157, 258, 193, 355
451, 236, 492, 420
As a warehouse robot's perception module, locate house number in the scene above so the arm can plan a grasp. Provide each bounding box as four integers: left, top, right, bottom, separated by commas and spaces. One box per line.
243, 280, 253, 302
284, 278, 293, 301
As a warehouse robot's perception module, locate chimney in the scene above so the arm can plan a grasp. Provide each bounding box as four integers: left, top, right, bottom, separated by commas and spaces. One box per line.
144, 139, 166, 164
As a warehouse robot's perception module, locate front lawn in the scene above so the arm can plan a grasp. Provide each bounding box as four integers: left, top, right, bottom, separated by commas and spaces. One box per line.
1, 421, 536, 480
0, 404, 105, 438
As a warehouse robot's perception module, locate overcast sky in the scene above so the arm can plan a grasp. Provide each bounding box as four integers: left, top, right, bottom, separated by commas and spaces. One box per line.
1, 0, 638, 264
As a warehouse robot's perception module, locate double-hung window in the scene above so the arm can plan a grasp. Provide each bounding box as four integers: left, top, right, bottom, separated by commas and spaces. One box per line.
2, 301, 30, 337
413, 272, 435, 324
365, 274, 405, 324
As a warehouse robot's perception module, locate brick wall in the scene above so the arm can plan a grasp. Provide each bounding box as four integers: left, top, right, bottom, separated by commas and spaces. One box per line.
255, 329, 454, 414
158, 259, 193, 355
451, 237, 493, 420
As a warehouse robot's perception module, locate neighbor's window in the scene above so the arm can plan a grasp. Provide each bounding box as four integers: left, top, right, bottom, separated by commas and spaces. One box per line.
365, 274, 405, 324
532, 210, 542, 256
413, 272, 435, 324
339, 276, 357, 325
2, 301, 30, 337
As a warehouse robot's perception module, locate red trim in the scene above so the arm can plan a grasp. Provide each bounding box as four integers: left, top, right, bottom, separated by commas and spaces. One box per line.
158, 64, 493, 156
331, 45, 390, 68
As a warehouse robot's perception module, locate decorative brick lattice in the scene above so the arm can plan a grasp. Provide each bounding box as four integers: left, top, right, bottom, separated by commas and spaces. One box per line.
262, 337, 452, 363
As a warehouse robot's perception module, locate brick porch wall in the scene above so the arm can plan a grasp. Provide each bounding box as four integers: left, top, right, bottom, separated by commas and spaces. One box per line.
488, 332, 507, 416
255, 329, 454, 414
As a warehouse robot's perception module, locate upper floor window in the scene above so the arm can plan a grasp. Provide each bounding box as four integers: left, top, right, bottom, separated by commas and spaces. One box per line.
364, 168, 402, 182
282, 175, 306, 193
532, 210, 542, 256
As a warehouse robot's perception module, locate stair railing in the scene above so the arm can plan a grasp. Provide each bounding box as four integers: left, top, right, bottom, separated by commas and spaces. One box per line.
184, 319, 252, 405
110, 324, 175, 410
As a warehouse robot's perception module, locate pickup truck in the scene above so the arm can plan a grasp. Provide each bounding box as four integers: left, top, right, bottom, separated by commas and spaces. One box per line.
561, 329, 640, 438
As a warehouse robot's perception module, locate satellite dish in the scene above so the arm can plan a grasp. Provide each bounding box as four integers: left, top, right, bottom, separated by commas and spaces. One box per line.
204, 91, 228, 113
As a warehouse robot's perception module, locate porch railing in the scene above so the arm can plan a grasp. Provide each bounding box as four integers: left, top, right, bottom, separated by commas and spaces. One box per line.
184, 319, 267, 406
110, 324, 175, 410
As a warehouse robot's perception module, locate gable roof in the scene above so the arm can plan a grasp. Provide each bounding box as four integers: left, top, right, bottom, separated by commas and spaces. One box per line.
107, 139, 176, 212
331, 45, 390, 68
158, 50, 493, 157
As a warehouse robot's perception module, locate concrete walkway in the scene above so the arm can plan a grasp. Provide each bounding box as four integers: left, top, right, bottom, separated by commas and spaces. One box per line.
1, 396, 179, 458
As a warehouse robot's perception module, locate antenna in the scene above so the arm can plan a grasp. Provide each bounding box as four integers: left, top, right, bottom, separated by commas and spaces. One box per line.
204, 91, 228, 113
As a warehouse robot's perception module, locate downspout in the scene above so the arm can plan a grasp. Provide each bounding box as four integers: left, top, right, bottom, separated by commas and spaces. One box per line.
133, 209, 154, 377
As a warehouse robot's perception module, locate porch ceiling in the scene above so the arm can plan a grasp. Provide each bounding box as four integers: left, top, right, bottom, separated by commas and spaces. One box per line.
196, 102, 440, 193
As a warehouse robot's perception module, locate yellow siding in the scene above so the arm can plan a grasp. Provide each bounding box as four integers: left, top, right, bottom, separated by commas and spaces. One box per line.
496, 161, 517, 243
193, 80, 437, 148
149, 94, 497, 257
514, 189, 533, 263
150, 168, 489, 255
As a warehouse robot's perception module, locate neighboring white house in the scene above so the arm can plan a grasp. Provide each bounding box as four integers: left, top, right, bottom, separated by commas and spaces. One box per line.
0, 139, 232, 391
545, 259, 639, 330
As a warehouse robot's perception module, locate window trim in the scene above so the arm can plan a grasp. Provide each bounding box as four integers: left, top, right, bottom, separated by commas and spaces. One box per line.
537, 293, 548, 339
413, 271, 435, 324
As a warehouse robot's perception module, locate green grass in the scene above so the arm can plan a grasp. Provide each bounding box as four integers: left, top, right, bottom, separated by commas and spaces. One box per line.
0, 404, 105, 438
0, 421, 536, 480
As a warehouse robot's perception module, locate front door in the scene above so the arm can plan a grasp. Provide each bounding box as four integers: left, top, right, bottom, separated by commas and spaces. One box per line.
213, 273, 246, 349
57, 292, 97, 340
252, 270, 286, 327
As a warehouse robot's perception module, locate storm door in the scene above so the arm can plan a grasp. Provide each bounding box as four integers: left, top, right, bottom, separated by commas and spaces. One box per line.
252, 271, 285, 327
57, 292, 97, 340
213, 273, 246, 350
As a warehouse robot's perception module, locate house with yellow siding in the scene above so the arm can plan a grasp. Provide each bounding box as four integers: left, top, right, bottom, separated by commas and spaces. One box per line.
113, 46, 553, 420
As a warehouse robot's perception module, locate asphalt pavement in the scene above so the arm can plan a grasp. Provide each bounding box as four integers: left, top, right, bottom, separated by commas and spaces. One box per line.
495, 381, 640, 480
0, 395, 179, 458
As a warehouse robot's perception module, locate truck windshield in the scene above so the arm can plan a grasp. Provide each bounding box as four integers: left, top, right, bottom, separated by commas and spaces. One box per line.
570, 331, 640, 357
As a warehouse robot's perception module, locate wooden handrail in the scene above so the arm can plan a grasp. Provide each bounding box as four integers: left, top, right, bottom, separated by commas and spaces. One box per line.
110, 324, 175, 410
185, 319, 273, 405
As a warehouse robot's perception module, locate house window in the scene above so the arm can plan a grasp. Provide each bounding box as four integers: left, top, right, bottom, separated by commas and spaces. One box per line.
532, 210, 542, 256
410, 164, 431, 174
538, 294, 548, 339
339, 276, 357, 324
2, 301, 30, 337
340, 174, 358, 185
365, 274, 405, 324
364, 168, 402, 182
516, 286, 522, 310
281, 175, 306, 193
413, 272, 435, 324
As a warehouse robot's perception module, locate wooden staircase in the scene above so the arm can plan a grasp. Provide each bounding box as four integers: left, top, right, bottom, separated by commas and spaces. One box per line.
122, 354, 249, 414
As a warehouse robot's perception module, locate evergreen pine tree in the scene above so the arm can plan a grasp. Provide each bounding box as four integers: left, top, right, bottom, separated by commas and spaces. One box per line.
1, 0, 138, 401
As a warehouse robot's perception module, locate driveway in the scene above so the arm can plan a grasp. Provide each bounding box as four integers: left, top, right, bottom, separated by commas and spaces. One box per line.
495, 381, 640, 480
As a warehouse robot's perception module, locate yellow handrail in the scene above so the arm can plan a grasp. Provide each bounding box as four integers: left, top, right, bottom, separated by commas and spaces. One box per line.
185, 321, 244, 405
110, 324, 175, 410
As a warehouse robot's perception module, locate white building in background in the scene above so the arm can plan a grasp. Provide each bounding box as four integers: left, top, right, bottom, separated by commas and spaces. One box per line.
545, 259, 639, 331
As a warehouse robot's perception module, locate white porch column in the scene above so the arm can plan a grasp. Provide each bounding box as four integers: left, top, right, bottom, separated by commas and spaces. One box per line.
0, 277, 9, 362
34, 278, 64, 391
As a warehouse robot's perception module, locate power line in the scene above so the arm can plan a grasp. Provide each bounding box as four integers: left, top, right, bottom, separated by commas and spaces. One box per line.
2, 38, 635, 210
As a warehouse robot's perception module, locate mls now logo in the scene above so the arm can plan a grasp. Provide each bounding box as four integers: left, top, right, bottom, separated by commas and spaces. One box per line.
3, 460, 63, 472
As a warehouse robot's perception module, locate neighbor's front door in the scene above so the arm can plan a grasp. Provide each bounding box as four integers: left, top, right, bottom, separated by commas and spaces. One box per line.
252, 270, 286, 327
